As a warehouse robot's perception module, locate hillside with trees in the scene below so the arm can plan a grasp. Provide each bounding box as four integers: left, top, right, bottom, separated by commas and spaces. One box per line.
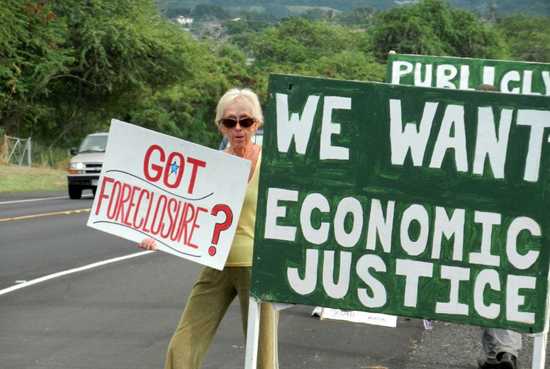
159, 0, 550, 16
2, 0, 550, 158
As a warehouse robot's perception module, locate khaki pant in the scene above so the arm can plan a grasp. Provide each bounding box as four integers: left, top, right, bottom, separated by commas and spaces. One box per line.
481, 327, 522, 360
165, 266, 279, 369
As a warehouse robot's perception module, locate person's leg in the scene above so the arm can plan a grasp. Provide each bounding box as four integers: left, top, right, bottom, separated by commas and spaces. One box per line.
480, 328, 521, 369
165, 267, 236, 369
479, 328, 500, 368
234, 267, 279, 369
482, 328, 522, 357
493, 329, 522, 358
482, 327, 499, 361
493, 329, 521, 369
257, 302, 279, 369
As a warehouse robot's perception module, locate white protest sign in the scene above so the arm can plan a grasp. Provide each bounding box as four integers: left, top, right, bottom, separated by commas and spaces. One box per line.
321, 308, 398, 328
87, 119, 251, 270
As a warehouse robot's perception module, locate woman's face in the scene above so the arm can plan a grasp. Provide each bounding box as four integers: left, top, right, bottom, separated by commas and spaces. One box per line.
221, 101, 258, 150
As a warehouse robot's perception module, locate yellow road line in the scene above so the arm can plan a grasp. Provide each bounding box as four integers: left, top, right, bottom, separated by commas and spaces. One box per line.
0, 208, 91, 222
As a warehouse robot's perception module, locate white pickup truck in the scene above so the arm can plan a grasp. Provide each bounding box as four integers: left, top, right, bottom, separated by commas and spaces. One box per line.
67, 131, 108, 199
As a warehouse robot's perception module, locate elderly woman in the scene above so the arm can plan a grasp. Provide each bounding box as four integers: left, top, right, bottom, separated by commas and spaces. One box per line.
139, 88, 278, 369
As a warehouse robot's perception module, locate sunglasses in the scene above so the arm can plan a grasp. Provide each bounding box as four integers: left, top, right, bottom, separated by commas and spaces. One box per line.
219, 117, 256, 128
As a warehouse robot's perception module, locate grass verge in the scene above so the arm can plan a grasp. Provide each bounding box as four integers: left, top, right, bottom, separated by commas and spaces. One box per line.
0, 164, 67, 194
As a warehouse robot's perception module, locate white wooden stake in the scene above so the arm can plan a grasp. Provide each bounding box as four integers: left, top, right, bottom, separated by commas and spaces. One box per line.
532, 332, 548, 369
532, 267, 550, 369
245, 297, 261, 369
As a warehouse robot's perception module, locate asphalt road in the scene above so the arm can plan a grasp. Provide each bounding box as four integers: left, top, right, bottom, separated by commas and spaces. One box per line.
1, 190, 549, 369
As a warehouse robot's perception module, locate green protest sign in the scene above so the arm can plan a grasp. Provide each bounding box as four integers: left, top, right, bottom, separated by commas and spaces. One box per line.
251, 73, 550, 333
386, 53, 550, 95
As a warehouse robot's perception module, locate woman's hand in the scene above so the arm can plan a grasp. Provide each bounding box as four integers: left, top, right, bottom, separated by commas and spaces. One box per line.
138, 238, 158, 251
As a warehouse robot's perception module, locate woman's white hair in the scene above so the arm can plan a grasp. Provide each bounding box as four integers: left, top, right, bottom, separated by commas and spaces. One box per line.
215, 88, 264, 127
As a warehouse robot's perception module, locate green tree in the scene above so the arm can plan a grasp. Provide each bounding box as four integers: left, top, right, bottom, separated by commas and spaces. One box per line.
161, 7, 192, 19
0, 1, 71, 138
372, 0, 452, 57
128, 42, 252, 149
313, 51, 385, 81
192, 4, 231, 20
263, 4, 294, 19
234, 17, 384, 97
36, 0, 208, 146
300, 8, 334, 22
224, 19, 270, 35
128, 82, 225, 148
247, 18, 374, 65
371, 0, 507, 60
336, 7, 378, 27
496, 14, 550, 62
449, 8, 508, 58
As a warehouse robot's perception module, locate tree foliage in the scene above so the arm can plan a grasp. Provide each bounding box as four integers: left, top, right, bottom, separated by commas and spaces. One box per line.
448, 0, 550, 17
336, 7, 378, 27
2, 0, 550, 152
192, 4, 231, 20
1, 1, 71, 137
371, 0, 507, 60
496, 13, 550, 62
47, 0, 206, 140
246, 18, 374, 65
2, 0, 212, 146
128, 42, 251, 148
159, 0, 550, 16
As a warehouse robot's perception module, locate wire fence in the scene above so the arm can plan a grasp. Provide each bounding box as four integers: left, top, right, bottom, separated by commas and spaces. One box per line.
1, 135, 71, 169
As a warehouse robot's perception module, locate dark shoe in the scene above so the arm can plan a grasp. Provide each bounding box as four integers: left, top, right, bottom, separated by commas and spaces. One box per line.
478, 358, 501, 368
499, 352, 517, 369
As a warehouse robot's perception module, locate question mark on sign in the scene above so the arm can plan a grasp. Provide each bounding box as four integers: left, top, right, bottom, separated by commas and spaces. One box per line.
209, 204, 233, 256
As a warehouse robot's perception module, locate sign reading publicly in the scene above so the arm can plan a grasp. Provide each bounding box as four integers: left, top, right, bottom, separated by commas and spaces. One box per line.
387, 53, 550, 95
87, 120, 250, 270
250, 74, 550, 333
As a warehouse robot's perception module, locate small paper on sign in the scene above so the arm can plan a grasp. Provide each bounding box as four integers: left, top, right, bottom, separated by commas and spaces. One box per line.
320, 308, 397, 328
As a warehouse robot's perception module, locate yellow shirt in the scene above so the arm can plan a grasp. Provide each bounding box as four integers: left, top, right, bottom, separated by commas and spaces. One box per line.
225, 151, 261, 267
